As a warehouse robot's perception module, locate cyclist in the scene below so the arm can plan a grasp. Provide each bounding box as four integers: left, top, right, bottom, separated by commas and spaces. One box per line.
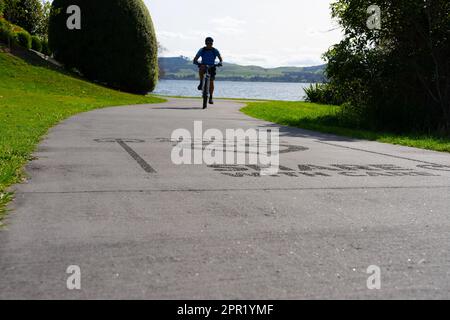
193, 37, 223, 104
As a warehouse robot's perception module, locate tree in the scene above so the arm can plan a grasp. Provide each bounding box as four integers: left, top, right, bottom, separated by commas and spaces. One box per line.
3, 0, 43, 35
49, 0, 158, 94
36, 0, 51, 39
325, 0, 450, 134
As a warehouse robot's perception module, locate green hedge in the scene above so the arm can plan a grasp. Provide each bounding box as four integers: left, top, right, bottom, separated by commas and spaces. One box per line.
0, 25, 14, 45
41, 38, 50, 55
31, 35, 42, 51
0, 17, 50, 54
0, 17, 21, 47
49, 0, 159, 94
16, 30, 31, 49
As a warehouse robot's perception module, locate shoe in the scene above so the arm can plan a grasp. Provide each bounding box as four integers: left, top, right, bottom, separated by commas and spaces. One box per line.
197, 83, 203, 90
209, 97, 214, 104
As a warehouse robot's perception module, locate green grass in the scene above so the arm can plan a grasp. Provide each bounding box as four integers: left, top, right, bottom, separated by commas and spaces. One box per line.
241, 101, 450, 153
0, 48, 165, 221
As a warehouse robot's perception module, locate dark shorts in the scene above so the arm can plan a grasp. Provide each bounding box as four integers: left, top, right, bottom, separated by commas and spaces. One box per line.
200, 65, 217, 80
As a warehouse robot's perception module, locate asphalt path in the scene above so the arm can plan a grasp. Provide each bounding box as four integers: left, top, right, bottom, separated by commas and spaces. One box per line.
1, 98, 450, 299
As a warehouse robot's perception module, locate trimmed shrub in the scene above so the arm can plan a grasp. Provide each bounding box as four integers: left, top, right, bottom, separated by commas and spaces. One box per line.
0, 16, 31, 48
0, 16, 7, 28
15, 30, 31, 49
0, 17, 13, 45
41, 39, 50, 55
31, 35, 42, 51
0, 25, 14, 45
49, 0, 159, 94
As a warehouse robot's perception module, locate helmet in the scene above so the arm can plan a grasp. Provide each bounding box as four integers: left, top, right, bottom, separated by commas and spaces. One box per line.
205, 37, 214, 44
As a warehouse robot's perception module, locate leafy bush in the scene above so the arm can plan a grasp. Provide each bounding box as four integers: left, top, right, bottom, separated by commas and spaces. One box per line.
0, 24, 14, 45
0, 16, 36, 50
304, 84, 324, 103
0, 18, 17, 46
304, 83, 344, 106
31, 35, 42, 52
0, 0, 5, 16
15, 30, 31, 49
49, 0, 159, 94
1, 15, 25, 32
41, 38, 50, 55
0, 16, 7, 28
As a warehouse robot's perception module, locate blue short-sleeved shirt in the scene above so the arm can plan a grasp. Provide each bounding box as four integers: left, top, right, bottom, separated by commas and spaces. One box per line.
196, 47, 221, 65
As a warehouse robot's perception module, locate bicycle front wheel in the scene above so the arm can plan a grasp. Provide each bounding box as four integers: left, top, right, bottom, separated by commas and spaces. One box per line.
203, 94, 208, 109
202, 79, 209, 109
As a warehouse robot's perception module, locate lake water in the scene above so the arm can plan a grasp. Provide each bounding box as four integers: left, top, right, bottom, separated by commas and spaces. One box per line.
154, 79, 312, 101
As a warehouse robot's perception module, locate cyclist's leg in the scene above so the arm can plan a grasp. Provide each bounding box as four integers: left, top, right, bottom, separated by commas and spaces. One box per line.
209, 79, 215, 104
209, 67, 216, 103
198, 66, 206, 90
210, 79, 214, 95
205, 75, 210, 95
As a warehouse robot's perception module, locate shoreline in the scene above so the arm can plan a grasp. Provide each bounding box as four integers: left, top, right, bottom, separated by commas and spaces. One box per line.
158, 78, 322, 84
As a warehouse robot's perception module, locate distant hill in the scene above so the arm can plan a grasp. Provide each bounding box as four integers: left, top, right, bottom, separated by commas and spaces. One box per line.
158, 56, 326, 83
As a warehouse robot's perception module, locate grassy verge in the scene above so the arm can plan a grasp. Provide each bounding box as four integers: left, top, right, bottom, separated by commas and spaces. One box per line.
241, 101, 450, 153
0, 48, 165, 221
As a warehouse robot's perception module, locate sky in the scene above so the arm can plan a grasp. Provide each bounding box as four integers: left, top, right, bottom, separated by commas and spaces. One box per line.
144, 0, 343, 68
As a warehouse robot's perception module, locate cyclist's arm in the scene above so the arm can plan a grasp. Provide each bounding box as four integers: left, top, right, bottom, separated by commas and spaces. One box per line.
216, 49, 223, 64
193, 55, 200, 65
194, 48, 203, 65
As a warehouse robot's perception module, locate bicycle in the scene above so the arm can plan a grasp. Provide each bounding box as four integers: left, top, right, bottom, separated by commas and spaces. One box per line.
197, 63, 222, 109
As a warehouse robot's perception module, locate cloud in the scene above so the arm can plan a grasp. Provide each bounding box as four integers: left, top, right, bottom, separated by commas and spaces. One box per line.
225, 53, 269, 65
210, 16, 246, 35
283, 57, 323, 66
158, 31, 196, 40
224, 52, 324, 68
159, 47, 325, 68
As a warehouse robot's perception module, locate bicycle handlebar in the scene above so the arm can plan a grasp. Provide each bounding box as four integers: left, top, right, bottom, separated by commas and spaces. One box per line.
195, 62, 222, 67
